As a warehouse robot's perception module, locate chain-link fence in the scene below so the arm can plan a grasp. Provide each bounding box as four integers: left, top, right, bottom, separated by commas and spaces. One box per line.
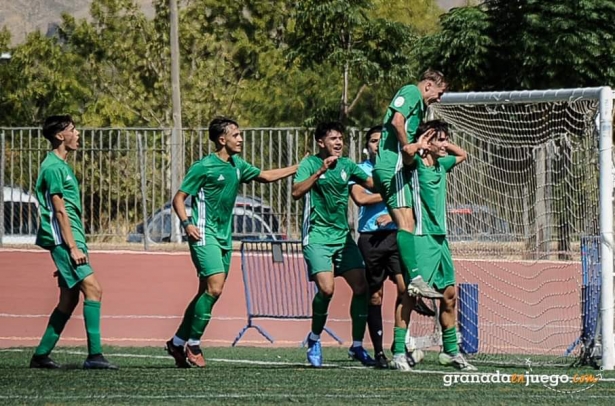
0, 127, 367, 249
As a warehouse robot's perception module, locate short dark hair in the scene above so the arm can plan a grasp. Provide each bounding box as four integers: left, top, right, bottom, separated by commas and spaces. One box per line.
364, 125, 383, 149
419, 69, 447, 88
208, 116, 239, 143
42, 115, 73, 142
416, 119, 450, 140
314, 121, 345, 141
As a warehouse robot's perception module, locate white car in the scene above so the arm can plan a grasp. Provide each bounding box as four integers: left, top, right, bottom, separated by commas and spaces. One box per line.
2, 186, 38, 245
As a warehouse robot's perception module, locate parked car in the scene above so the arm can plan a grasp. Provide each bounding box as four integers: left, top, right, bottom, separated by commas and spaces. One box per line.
447, 204, 516, 242
2, 186, 38, 244
126, 195, 285, 244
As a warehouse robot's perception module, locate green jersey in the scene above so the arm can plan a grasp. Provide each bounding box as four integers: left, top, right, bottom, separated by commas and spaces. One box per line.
295, 156, 369, 245
179, 154, 261, 249
412, 155, 457, 236
375, 85, 426, 173
35, 152, 86, 248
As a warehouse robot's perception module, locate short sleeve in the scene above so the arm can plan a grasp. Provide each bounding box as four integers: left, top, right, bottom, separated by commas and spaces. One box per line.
179, 162, 208, 195
294, 157, 316, 183
44, 167, 65, 196
237, 158, 261, 183
439, 155, 457, 173
388, 85, 421, 119
349, 161, 369, 184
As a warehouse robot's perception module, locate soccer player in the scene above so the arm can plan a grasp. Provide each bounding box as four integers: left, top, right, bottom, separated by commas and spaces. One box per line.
292, 121, 375, 368
349, 125, 404, 368
165, 117, 299, 368
31, 115, 116, 370
412, 119, 476, 371
373, 69, 448, 299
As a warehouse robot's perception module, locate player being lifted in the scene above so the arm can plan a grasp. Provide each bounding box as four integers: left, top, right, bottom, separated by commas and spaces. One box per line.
292, 121, 375, 367
31, 115, 116, 370
373, 69, 448, 299
412, 119, 476, 371
165, 117, 299, 368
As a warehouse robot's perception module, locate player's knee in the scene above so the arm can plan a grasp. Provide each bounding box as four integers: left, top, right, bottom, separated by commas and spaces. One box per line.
81, 277, 103, 301
207, 286, 224, 298
319, 285, 335, 298
351, 280, 368, 296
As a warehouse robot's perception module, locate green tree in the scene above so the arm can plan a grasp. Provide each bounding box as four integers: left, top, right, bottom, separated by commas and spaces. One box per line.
286, 0, 417, 125
417, 0, 615, 90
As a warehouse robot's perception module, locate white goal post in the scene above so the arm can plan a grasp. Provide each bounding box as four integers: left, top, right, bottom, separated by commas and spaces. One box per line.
418, 87, 614, 370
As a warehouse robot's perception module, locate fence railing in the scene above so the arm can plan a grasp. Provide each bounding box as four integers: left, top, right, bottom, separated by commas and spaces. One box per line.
0, 127, 366, 249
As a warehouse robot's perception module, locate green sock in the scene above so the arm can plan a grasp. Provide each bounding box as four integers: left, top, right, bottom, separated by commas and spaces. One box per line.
311, 291, 331, 335
83, 300, 102, 356
175, 294, 200, 341
393, 327, 406, 355
442, 327, 459, 355
350, 293, 368, 342
189, 293, 219, 341
397, 230, 418, 280
34, 308, 71, 356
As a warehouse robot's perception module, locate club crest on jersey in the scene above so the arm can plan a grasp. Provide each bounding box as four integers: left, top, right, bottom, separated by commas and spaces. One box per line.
236, 168, 240, 179
340, 170, 347, 181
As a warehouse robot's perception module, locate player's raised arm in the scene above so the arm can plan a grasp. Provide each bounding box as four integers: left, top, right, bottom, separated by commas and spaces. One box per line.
291, 156, 338, 200
446, 142, 467, 166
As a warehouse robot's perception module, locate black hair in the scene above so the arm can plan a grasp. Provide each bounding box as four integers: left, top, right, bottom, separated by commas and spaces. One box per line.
314, 121, 345, 141
364, 125, 383, 149
208, 116, 239, 143
42, 115, 74, 142
416, 119, 450, 141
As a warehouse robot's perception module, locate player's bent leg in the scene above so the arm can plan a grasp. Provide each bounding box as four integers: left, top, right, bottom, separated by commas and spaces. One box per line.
389, 208, 443, 299
79, 274, 117, 370
306, 271, 334, 367
184, 273, 225, 368
30, 287, 80, 369
342, 268, 375, 367
437, 285, 476, 371
367, 287, 388, 368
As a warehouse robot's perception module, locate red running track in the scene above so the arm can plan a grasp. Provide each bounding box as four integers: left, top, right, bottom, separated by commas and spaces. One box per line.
0, 249, 582, 355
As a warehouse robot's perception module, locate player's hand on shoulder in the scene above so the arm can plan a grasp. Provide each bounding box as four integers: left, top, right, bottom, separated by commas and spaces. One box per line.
70, 246, 88, 265
185, 224, 202, 242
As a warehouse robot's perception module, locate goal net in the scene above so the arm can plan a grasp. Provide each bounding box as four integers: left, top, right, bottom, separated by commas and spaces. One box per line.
408, 88, 614, 367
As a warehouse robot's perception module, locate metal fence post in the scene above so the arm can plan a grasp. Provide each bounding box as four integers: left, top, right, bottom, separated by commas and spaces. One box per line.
0, 131, 5, 246
137, 133, 150, 251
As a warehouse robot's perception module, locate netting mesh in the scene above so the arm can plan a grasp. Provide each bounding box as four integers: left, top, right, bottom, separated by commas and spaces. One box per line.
422, 98, 601, 365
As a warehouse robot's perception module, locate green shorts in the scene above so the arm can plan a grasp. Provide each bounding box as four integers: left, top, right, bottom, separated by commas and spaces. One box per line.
190, 244, 232, 278
303, 235, 365, 279
414, 234, 455, 290
50, 242, 94, 289
373, 166, 413, 210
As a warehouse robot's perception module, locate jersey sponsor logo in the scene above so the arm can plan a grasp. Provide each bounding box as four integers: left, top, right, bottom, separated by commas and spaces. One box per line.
341, 170, 347, 181
217, 174, 225, 181
393, 96, 405, 107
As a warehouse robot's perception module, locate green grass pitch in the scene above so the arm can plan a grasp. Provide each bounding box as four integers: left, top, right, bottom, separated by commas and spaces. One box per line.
1, 346, 614, 405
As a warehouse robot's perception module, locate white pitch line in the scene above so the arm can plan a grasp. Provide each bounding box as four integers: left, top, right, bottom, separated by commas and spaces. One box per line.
2, 348, 613, 381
